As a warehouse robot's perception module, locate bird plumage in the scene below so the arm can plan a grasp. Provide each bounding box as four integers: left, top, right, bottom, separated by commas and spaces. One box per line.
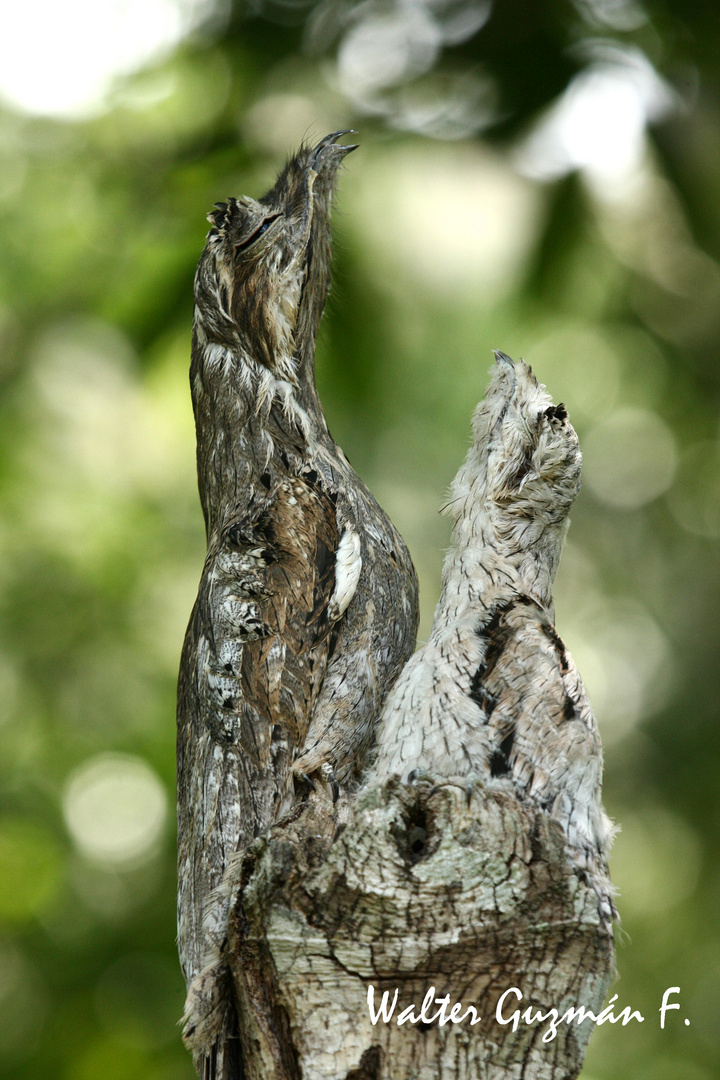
368, 352, 615, 924
177, 134, 419, 1077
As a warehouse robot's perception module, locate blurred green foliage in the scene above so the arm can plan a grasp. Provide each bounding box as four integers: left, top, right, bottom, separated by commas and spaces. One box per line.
0, 1, 719, 1077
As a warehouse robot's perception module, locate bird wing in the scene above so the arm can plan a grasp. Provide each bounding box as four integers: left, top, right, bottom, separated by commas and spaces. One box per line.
472, 598, 604, 850
177, 473, 343, 985
217, 475, 341, 751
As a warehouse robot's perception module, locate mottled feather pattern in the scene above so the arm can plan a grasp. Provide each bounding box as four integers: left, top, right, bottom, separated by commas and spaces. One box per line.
177, 134, 419, 1078
368, 353, 616, 927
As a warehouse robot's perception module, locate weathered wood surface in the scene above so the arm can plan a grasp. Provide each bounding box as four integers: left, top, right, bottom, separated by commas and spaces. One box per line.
226, 778, 615, 1080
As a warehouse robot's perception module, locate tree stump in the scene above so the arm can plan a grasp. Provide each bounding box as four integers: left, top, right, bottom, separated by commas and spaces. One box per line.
227, 778, 615, 1079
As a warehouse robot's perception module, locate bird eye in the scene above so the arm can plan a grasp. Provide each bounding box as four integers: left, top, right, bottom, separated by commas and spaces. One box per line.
235, 214, 281, 253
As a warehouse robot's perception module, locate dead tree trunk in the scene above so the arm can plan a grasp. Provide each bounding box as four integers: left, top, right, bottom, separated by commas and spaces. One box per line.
224, 776, 614, 1079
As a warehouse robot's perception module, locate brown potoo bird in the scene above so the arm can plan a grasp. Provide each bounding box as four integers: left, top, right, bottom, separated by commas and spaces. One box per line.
177, 133, 419, 1077
367, 352, 616, 925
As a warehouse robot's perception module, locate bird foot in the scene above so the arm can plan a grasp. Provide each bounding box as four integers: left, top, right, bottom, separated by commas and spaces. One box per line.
405, 768, 442, 800
293, 764, 340, 804
406, 767, 435, 785
182, 959, 230, 1054
294, 771, 316, 799
461, 772, 486, 806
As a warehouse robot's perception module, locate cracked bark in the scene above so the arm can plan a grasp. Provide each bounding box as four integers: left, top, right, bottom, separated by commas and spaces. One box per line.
223, 776, 614, 1079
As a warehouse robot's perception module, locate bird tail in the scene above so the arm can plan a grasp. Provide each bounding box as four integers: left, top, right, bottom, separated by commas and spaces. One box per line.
183, 960, 242, 1079
197, 1019, 242, 1080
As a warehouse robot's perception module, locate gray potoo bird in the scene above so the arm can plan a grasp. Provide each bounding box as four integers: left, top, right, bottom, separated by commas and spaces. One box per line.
177, 134, 419, 1077
367, 352, 615, 924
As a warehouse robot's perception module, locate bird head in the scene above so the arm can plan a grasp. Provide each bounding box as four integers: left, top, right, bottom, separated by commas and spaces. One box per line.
193, 131, 358, 374
448, 352, 582, 542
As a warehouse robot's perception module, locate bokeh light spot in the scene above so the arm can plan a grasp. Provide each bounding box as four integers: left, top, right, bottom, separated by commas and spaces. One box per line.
338, 12, 440, 97
347, 142, 539, 298
525, 325, 621, 425
583, 407, 677, 509
63, 754, 167, 867
559, 596, 674, 745
516, 44, 675, 195
0, 0, 217, 117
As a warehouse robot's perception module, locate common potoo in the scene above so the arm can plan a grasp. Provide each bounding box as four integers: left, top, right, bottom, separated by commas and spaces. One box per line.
368, 352, 615, 924
177, 134, 419, 1077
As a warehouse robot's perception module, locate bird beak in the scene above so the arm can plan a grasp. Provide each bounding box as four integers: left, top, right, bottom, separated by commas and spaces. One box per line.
492, 350, 517, 399
493, 350, 515, 372
311, 130, 359, 170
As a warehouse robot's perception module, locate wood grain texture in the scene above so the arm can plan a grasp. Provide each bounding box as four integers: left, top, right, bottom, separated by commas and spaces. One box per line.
224, 781, 615, 1080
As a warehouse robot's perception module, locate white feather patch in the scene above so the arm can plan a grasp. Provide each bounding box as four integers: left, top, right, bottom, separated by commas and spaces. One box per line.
328, 528, 362, 622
